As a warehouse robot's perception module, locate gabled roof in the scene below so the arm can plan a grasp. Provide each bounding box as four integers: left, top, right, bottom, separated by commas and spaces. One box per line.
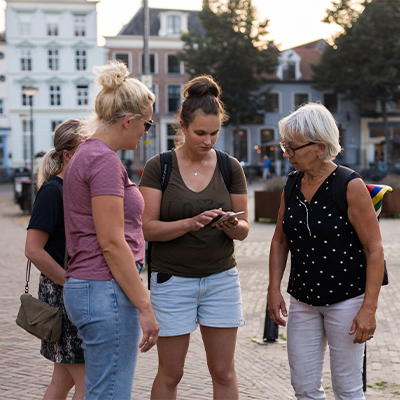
291, 39, 328, 81
265, 39, 328, 81
118, 7, 204, 37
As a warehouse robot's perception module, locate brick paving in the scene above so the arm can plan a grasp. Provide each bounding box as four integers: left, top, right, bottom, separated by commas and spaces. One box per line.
0, 181, 399, 399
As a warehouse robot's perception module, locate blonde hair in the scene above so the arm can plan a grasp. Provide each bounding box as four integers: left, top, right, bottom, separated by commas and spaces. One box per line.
37, 119, 81, 187
278, 103, 342, 162
174, 75, 228, 146
83, 60, 155, 135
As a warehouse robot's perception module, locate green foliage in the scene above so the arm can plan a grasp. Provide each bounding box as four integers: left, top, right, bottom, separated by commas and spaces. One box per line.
313, 0, 400, 106
322, 0, 365, 29
312, 0, 400, 166
178, 0, 279, 126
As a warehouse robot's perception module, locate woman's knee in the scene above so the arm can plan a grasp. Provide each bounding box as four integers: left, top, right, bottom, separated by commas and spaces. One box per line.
209, 364, 236, 386
159, 365, 184, 388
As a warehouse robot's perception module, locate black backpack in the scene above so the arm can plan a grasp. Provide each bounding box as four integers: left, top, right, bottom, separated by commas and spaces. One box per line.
283, 165, 388, 285
146, 149, 232, 289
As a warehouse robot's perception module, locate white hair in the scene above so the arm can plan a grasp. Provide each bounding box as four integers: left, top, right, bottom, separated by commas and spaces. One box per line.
278, 103, 342, 162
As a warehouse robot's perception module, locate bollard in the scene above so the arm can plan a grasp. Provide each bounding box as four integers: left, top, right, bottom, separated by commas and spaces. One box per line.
263, 301, 279, 342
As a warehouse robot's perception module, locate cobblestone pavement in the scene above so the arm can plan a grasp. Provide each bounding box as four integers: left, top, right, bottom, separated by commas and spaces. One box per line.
1, 181, 399, 399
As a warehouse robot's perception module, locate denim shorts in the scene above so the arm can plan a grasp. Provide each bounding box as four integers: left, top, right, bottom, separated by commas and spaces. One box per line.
150, 267, 244, 337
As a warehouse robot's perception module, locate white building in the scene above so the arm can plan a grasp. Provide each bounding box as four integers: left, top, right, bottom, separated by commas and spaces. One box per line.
5, 0, 105, 169
0, 33, 11, 175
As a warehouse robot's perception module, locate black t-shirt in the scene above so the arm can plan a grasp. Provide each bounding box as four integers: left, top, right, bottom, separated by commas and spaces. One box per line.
283, 167, 367, 306
27, 176, 65, 270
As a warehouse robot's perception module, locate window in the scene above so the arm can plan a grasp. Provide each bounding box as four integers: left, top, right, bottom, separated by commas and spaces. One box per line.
47, 23, 59, 36
77, 85, 89, 106
0, 75, 5, 82
167, 54, 181, 74
48, 49, 59, 71
0, 99, 3, 115
51, 120, 63, 132
261, 129, 274, 143
376, 100, 397, 113
115, 53, 130, 71
50, 85, 61, 106
167, 16, 181, 34
74, 14, 86, 37
141, 53, 155, 74
265, 93, 279, 112
294, 93, 309, 109
0, 52, 4, 59
283, 61, 296, 80
167, 85, 181, 113
324, 93, 338, 113
76, 50, 87, 71
22, 87, 33, 106
21, 49, 32, 71
19, 22, 31, 36
233, 129, 248, 163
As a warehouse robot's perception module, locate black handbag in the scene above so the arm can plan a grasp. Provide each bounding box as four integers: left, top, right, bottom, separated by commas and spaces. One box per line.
16, 259, 63, 343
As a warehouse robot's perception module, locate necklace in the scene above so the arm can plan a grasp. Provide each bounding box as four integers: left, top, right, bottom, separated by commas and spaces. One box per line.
183, 152, 209, 176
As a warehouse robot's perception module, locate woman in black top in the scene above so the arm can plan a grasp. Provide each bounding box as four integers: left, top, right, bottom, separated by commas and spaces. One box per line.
25, 120, 85, 400
268, 103, 384, 399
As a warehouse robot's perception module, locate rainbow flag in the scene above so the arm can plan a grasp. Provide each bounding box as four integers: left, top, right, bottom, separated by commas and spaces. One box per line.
366, 184, 393, 217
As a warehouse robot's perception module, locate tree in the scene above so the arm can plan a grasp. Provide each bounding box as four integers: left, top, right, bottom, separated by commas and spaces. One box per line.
312, 0, 400, 168
178, 0, 278, 131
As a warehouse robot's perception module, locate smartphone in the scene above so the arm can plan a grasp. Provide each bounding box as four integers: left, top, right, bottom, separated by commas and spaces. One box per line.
211, 211, 244, 227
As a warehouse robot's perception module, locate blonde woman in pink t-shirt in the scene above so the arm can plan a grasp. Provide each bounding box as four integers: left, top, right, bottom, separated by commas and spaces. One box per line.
63, 61, 159, 399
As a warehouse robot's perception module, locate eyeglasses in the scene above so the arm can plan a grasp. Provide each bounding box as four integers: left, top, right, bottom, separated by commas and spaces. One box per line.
140, 119, 153, 132
279, 141, 316, 157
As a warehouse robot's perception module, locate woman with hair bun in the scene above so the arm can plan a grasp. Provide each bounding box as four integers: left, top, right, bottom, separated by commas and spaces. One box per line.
140, 75, 249, 399
62, 60, 159, 399
25, 119, 85, 399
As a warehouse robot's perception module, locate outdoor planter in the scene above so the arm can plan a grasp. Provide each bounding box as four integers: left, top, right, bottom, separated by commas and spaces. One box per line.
254, 177, 286, 221
254, 190, 282, 221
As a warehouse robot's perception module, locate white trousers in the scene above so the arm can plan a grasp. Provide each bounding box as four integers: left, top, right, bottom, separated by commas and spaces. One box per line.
287, 295, 366, 400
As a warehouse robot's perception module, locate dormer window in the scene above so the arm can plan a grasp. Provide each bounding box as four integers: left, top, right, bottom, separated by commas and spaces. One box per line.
168, 16, 181, 35
276, 50, 301, 81
158, 11, 188, 37
283, 61, 295, 80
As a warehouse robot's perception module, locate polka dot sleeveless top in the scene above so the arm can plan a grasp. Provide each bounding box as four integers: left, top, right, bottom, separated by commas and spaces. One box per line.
283, 168, 366, 306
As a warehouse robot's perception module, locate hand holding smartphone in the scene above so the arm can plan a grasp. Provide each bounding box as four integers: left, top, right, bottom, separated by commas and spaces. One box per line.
211, 211, 244, 227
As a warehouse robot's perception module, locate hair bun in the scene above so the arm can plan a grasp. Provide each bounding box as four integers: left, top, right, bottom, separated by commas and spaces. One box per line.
97, 60, 129, 91
184, 75, 220, 99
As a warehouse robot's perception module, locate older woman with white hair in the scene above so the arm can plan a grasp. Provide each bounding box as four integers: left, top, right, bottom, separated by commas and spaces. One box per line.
268, 103, 384, 399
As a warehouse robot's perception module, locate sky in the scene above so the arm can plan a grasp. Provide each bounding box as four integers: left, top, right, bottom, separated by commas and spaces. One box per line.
0, 0, 343, 50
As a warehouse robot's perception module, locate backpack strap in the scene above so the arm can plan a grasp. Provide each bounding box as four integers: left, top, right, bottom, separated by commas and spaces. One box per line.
284, 170, 302, 206
215, 149, 232, 191
159, 151, 172, 193
332, 165, 355, 215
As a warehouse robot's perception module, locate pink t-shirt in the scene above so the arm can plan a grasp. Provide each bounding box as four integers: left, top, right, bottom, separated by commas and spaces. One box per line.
63, 138, 145, 280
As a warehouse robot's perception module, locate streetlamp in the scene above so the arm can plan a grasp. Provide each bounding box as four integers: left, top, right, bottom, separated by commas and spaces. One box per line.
22, 86, 39, 213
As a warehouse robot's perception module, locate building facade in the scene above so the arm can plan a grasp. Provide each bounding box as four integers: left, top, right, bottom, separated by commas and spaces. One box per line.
104, 7, 204, 172
0, 33, 11, 175
5, 0, 105, 169
217, 40, 361, 174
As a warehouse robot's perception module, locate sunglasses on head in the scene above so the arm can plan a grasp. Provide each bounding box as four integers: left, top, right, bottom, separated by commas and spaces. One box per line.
140, 119, 153, 132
